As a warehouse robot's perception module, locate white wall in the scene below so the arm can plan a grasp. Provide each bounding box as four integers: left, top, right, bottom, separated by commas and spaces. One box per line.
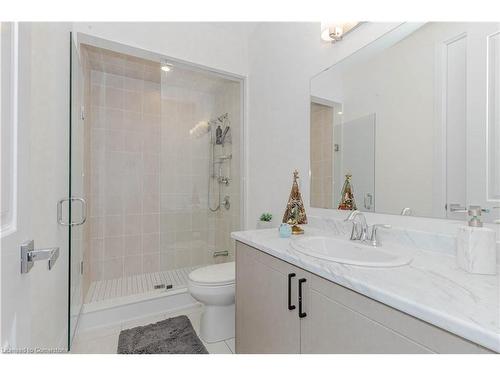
311, 68, 344, 103
246, 22, 402, 227
72, 22, 256, 77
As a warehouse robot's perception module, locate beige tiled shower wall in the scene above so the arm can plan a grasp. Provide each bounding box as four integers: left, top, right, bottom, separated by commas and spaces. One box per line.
159, 92, 212, 271
310, 102, 334, 208
87, 47, 241, 281
88, 65, 163, 281
159, 70, 240, 271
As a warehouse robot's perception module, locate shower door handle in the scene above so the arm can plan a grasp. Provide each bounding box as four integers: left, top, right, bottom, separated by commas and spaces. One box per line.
21, 240, 59, 274
57, 197, 87, 226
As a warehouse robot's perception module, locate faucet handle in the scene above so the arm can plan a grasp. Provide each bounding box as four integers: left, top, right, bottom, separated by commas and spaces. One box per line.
344, 210, 360, 222
367, 224, 392, 247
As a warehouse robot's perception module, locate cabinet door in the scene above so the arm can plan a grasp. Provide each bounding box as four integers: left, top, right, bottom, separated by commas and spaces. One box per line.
235, 242, 300, 353
300, 276, 432, 353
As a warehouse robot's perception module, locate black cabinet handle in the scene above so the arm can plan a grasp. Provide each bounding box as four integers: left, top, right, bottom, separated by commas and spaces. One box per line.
298, 278, 307, 318
287, 273, 296, 310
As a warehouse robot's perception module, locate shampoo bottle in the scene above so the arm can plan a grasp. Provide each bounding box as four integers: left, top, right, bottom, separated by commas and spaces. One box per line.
215, 125, 222, 145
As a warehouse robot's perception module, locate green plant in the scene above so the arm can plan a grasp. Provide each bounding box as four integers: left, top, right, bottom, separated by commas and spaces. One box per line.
259, 212, 273, 222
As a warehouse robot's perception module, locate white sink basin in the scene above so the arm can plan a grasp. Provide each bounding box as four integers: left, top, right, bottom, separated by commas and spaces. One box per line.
291, 236, 412, 267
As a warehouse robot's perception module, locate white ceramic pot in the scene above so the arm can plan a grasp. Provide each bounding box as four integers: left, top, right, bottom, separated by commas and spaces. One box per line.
257, 220, 274, 229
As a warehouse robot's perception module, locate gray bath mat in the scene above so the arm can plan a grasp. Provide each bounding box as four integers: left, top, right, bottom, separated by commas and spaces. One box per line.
117, 315, 208, 354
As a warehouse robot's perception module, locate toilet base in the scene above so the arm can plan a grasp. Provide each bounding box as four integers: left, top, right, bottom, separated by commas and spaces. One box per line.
199, 304, 235, 343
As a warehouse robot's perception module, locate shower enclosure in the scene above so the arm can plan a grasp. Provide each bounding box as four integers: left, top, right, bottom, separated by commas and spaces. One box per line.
68, 37, 243, 348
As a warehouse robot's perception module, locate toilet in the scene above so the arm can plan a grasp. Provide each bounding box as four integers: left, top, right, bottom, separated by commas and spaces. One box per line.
188, 261, 235, 343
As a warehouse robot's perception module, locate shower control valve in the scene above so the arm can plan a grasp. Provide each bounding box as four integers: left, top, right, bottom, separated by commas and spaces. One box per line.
223, 196, 231, 210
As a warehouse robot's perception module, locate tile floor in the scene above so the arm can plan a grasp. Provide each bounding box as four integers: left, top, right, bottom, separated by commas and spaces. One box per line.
70, 305, 234, 354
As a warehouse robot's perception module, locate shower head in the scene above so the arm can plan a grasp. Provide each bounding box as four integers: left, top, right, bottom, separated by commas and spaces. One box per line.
189, 121, 210, 138
190, 113, 230, 141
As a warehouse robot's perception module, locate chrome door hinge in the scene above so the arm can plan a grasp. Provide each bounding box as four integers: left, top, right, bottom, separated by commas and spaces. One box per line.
21, 240, 59, 274
80, 261, 84, 275
80, 105, 85, 121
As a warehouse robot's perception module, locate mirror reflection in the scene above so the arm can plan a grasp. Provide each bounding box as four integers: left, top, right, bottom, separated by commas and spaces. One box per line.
310, 22, 500, 222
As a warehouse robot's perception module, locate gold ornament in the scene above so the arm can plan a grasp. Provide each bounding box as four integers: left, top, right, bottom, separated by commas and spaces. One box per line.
282, 170, 307, 235
338, 174, 357, 210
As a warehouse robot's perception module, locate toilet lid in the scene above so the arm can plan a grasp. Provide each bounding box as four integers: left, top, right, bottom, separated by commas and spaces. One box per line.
188, 262, 235, 286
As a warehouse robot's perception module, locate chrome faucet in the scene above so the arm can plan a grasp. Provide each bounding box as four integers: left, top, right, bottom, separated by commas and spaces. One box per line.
344, 210, 369, 241
367, 224, 392, 247
400, 207, 413, 216
345, 211, 391, 247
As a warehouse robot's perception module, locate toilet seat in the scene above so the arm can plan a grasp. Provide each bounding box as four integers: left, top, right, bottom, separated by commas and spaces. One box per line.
188, 262, 235, 287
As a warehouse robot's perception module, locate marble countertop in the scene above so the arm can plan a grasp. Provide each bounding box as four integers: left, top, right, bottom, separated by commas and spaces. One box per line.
231, 226, 500, 352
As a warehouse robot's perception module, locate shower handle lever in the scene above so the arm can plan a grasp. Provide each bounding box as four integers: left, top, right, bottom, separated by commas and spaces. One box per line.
222, 196, 230, 210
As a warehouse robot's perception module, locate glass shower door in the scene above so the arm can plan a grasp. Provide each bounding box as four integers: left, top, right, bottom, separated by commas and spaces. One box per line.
68, 33, 87, 349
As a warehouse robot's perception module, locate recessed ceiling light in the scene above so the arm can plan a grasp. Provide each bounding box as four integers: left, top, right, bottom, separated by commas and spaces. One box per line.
337, 111, 343, 115
161, 65, 171, 72
321, 22, 362, 43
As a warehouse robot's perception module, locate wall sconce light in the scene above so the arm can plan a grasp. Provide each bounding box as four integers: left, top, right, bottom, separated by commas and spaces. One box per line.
321, 22, 362, 43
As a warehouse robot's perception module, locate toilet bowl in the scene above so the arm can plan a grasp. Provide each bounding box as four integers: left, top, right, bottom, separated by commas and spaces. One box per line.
188, 261, 235, 343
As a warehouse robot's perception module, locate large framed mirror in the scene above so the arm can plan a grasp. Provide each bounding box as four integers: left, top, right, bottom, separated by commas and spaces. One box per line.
310, 22, 500, 223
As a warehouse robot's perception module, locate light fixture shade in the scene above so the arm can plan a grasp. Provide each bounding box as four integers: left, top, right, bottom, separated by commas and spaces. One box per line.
321, 22, 361, 42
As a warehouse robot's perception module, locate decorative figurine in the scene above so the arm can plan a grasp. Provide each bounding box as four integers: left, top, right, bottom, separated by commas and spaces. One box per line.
282, 170, 307, 235
338, 174, 357, 210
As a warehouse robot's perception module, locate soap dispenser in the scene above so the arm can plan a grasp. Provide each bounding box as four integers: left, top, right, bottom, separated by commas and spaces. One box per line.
456, 206, 497, 275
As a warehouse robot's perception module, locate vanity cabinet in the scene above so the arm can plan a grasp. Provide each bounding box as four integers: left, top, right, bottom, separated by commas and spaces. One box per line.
235, 241, 492, 354
300, 286, 430, 353
236, 241, 301, 353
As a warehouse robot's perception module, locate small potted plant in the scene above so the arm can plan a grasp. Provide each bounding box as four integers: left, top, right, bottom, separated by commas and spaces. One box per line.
257, 212, 274, 229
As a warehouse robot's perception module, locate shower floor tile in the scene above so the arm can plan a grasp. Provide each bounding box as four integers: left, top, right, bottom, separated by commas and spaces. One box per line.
85, 265, 203, 304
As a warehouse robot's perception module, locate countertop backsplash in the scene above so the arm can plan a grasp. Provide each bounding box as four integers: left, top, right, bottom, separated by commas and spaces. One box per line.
307, 208, 500, 264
